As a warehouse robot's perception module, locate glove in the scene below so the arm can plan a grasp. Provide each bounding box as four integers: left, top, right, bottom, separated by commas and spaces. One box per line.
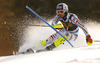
86, 34, 93, 45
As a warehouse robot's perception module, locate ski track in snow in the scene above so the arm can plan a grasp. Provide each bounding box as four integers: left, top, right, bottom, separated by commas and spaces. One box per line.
0, 21, 100, 63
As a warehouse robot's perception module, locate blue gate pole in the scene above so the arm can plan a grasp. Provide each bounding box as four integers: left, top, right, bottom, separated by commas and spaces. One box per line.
26, 6, 74, 47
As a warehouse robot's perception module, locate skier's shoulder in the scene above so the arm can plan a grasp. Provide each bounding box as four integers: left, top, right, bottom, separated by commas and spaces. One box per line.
53, 14, 59, 19
68, 13, 77, 17
68, 13, 78, 19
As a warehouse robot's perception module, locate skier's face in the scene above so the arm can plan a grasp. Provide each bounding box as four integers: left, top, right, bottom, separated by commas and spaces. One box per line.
57, 10, 65, 17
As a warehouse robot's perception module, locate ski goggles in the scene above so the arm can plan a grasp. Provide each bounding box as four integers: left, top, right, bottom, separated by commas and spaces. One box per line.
57, 10, 64, 14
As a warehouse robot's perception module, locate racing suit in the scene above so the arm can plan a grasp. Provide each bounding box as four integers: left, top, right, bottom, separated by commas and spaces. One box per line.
40, 13, 89, 50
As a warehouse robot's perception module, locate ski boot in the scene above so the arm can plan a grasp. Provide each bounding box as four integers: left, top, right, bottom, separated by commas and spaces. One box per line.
45, 43, 56, 51
45, 35, 68, 51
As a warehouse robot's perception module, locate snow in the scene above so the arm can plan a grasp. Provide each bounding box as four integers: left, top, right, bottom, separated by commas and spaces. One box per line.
0, 45, 100, 63
0, 22, 100, 63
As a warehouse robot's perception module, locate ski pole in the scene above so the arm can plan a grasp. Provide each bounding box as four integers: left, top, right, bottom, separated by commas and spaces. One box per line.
26, 6, 74, 47
30, 25, 49, 27
94, 40, 100, 42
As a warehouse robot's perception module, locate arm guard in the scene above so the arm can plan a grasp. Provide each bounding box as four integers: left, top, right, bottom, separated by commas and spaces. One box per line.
71, 14, 89, 36
52, 24, 63, 29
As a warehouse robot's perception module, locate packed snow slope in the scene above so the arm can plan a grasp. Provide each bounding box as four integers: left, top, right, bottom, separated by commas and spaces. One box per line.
0, 45, 100, 63
0, 22, 100, 63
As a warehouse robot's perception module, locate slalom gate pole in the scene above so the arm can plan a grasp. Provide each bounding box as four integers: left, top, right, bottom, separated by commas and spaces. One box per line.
26, 6, 74, 47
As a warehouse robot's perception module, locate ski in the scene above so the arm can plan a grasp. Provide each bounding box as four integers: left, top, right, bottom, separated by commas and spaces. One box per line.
13, 48, 47, 55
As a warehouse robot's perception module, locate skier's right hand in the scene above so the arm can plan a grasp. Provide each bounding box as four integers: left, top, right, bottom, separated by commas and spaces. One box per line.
86, 34, 93, 45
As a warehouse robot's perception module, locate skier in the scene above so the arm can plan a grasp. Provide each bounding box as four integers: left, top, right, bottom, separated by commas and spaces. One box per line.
17, 3, 93, 54
39, 3, 93, 51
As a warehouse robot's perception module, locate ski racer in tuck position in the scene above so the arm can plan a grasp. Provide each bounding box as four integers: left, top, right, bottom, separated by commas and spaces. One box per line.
18, 3, 93, 54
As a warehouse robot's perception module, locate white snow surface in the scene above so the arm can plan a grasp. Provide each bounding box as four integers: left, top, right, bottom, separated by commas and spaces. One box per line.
0, 45, 100, 63
0, 21, 100, 63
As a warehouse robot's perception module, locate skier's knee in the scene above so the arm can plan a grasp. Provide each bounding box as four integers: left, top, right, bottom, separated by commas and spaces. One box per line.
54, 35, 68, 47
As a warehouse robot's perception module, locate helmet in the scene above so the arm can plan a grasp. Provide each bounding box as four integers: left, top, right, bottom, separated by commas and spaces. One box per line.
56, 3, 68, 13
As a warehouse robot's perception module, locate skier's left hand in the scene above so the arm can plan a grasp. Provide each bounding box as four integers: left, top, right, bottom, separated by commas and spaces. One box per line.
86, 34, 93, 45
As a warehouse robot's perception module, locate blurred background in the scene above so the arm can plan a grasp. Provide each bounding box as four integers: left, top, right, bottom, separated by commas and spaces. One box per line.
0, 0, 100, 56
